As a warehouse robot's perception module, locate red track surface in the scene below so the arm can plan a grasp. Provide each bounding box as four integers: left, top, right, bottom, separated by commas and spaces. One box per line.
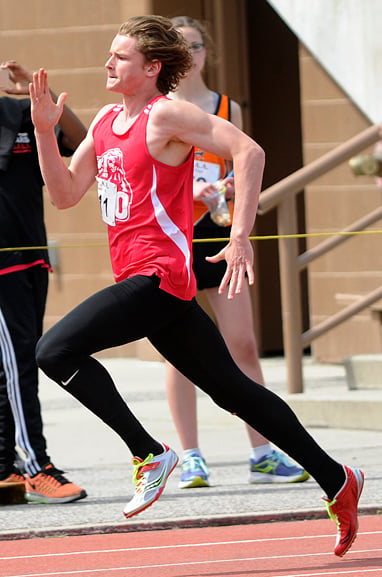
1, 514, 381, 577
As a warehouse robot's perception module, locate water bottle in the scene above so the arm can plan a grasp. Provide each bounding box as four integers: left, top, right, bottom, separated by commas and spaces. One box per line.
204, 170, 233, 227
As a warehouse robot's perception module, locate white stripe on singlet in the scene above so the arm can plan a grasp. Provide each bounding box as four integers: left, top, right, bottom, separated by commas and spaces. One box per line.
150, 165, 192, 286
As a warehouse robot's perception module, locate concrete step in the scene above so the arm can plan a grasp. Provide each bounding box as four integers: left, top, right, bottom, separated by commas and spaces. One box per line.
264, 356, 382, 431
284, 391, 382, 431
344, 354, 382, 390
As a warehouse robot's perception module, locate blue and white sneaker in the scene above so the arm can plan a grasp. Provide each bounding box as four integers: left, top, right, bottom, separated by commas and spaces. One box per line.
178, 453, 210, 489
249, 450, 310, 483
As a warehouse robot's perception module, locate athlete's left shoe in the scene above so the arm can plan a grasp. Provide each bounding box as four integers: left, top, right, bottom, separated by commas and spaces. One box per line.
249, 450, 310, 483
123, 444, 178, 519
324, 465, 364, 557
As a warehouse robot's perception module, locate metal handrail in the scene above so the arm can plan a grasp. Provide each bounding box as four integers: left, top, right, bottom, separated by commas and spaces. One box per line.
258, 124, 381, 215
257, 124, 382, 393
298, 205, 382, 270
302, 286, 382, 348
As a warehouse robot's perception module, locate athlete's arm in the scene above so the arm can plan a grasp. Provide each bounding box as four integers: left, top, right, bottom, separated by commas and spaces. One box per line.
30, 68, 103, 209
149, 98, 265, 299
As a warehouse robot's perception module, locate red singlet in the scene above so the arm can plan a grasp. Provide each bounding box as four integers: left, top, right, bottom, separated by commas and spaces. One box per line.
93, 96, 196, 301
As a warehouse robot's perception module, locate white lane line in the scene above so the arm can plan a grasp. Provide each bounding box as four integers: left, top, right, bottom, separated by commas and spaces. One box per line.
2, 554, 382, 577
2, 531, 382, 561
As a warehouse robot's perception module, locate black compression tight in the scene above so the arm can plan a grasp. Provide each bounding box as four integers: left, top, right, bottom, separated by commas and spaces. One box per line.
36, 275, 344, 498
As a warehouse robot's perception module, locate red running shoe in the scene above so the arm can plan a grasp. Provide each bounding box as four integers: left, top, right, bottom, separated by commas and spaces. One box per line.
324, 465, 364, 557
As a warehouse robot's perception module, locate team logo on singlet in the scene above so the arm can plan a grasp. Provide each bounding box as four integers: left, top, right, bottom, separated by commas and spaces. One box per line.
96, 148, 133, 226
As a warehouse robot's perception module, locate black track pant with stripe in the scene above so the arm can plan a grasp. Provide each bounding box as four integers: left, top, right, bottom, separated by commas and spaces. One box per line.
36, 274, 344, 500
0, 266, 50, 477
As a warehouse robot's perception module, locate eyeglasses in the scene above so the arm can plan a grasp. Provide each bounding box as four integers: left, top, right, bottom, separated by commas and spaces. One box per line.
189, 42, 205, 53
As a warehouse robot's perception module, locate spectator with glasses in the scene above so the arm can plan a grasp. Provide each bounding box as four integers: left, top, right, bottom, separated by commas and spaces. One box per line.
166, 15, 309, 489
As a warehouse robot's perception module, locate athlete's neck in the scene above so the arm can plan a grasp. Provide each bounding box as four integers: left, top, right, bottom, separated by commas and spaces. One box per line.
112, 92, 162, 134
121, 91, 162, 120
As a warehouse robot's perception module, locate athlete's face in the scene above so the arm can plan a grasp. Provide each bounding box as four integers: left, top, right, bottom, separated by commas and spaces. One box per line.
105, 34, 148, 94
178, 26, 206, 78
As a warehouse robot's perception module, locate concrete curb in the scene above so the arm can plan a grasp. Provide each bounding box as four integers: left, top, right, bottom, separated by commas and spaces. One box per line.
1, 506, 381, 542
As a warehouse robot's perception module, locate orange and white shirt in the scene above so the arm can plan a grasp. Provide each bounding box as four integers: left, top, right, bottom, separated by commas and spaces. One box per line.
193, 93, 231, 224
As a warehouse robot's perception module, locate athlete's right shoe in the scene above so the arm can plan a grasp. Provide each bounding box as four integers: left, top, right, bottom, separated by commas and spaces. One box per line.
25, 463, 87, 504
123, 443, 178, 519
178, 454, 210, 489
324, 465, 364, 557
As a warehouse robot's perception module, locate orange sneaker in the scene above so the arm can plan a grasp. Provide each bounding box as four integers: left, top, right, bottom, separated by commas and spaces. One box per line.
25, 463, 87, 504
0, 470, 25, 486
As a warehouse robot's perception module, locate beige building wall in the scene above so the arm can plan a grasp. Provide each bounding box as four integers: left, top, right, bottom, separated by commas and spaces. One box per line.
299, 45, 382, 362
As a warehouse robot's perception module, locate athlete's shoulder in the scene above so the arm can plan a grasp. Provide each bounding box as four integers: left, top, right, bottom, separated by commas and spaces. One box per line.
150, 95, 176, 115
151, 96, 204, 124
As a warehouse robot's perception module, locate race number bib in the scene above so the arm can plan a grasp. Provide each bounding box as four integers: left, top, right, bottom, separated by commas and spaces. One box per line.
194, 160, 221, 183
97, 177, 117, 226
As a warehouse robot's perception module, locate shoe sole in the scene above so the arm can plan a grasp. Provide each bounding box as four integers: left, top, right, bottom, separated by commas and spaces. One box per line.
178, 476, 210, 489
123, 452, 178, 519
335, 467, 364, 557
250, 471, 310, 484
25, 489, 87, 504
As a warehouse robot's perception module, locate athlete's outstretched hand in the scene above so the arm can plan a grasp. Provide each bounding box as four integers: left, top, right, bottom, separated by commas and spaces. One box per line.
30, 68, 67, 134
206, 236, 254, 299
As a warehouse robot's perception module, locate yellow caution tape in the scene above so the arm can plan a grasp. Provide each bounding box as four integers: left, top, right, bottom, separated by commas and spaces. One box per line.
1, 229, 382, 252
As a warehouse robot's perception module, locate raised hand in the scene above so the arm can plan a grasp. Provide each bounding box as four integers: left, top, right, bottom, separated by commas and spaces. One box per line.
30, 68, 67, 133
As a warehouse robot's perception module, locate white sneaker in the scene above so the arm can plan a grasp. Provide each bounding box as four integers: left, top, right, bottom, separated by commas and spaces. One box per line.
123, 443, 178, 519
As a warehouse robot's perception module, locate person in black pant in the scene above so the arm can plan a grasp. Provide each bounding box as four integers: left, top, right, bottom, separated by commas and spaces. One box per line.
30, 15, 364, 556
0, 60, 87, 503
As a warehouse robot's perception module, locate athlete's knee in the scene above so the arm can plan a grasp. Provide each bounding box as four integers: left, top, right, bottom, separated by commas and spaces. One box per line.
35, 332, 63, 378
208, 386, 238, 414
210, 373, 264, 416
